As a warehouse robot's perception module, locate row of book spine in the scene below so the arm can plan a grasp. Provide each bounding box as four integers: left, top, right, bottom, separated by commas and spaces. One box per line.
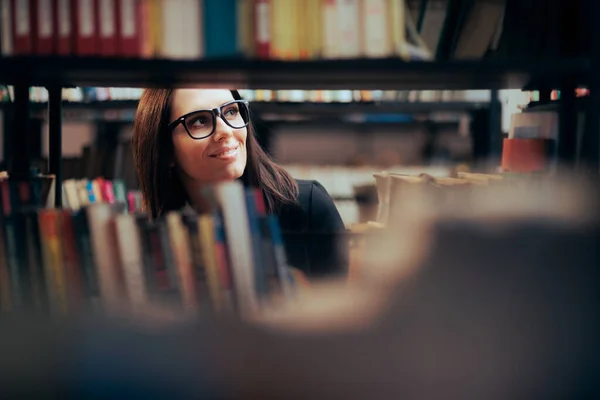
0, 0, 427, 61
0, 85, 490, 105
0, 177, 295, 318
48, 176, 142, 212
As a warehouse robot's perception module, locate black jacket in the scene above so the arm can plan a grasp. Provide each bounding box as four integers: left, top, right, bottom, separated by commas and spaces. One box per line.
277, 180, 349, 278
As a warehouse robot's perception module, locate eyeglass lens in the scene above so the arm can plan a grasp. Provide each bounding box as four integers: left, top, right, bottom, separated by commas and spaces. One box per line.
184, 101, 249, 139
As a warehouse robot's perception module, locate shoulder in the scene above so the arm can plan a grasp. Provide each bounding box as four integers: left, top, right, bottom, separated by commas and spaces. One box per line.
278, 179, 343, 232
295, 179, 334, 210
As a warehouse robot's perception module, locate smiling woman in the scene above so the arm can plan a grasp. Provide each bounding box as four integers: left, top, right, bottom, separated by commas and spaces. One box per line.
132, 88, 349, 279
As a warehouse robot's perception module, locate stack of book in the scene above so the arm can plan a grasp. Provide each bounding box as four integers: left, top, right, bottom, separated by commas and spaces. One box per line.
0, 0, 428, 60
45, 175, 142, 212
0, 177, 296, 319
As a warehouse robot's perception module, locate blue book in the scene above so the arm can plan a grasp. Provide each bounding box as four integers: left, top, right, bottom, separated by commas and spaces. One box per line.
244, 190, 268, 300
204, 0, 239, 58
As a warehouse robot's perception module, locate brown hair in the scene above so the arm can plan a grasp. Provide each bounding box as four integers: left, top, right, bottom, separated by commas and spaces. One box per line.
132, 89, 298, 219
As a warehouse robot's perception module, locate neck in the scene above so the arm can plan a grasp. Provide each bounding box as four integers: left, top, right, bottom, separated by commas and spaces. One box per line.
179, 177, 211, 213
179, 173, 237, 213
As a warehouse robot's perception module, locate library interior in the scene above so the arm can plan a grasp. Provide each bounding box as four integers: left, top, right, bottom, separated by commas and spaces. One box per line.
0, 0, 599, 398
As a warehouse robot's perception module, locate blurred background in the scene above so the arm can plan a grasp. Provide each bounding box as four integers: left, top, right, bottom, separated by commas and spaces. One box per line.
1, 0, 599, 397
0, 86, 558, 226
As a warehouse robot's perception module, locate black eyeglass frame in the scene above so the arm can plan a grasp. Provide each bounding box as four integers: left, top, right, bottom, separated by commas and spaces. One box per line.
167, 100, 250, 140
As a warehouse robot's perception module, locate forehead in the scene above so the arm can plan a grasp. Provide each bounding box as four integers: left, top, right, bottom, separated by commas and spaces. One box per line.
170, 89, 234, 117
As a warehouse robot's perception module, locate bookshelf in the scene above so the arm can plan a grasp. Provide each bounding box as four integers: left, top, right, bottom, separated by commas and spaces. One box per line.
0, 55, 592, 206
0, 0, 599, 392
0, 98, 490, 116
0, 56, 591, 90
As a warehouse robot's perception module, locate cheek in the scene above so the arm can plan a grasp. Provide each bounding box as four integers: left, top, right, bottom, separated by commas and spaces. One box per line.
172, 134, 208, 172
236, 127, 248, 146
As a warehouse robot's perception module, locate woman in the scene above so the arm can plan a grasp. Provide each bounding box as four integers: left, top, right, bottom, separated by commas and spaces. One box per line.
132, 88, 348, 278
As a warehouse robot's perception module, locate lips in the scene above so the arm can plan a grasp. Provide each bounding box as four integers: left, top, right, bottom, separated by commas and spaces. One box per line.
210, 144, 240, 157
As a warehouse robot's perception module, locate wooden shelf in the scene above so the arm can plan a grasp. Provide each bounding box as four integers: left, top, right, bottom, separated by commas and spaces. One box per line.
0, 56, 590, 90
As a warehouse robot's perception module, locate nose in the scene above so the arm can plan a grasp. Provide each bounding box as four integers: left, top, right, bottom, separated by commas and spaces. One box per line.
212, 114, 234, 142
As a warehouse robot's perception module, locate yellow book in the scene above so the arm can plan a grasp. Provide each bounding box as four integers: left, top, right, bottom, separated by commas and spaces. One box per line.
150, 0, 163, 57
38, 210, 67, 315
269, 0, 281, 59
288, 0, 299, 59
166, 212, 199, 316
389, 0, 411, 60
237, 0, 255, 57
197, 215, 227, 314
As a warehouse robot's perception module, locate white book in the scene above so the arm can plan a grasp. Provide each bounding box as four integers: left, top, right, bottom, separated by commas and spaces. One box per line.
322, 0, 338, 58
212, 181, 259, 317
160, 0, 203, 59
362, 0, 391, 58
114, 214, 148, 313
337, 0, 361, 58
87, 203, 125, 315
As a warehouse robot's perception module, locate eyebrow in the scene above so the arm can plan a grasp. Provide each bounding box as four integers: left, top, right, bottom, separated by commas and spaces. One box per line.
184, 99, 236, 113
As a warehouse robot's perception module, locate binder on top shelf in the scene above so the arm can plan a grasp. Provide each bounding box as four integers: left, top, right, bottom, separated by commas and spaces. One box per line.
98, 0, 118, 56
254, 0, 270, 58
72, 0, 98, 56
32, 0, 54, 54
117, 0, 140, 57
11, 0, 33, 54
53, 0, 72, 55
1, 0, 14, 56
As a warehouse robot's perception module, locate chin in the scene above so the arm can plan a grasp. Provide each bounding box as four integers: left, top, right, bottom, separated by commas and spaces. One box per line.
220, 162, 245, 182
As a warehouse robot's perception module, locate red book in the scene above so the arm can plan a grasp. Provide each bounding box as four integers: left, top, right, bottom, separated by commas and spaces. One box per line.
97, 0, 117, 56
32, 0, 54, 54
53, 0, 72, 54
11, 0, 33, 54
254, 0, 270, 59
60, 211, 85, 312
116, 0, 140, 57
71, 0, 97, 55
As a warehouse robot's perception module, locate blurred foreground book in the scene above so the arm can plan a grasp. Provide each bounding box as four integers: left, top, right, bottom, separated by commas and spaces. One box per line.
1, 171, 599, 399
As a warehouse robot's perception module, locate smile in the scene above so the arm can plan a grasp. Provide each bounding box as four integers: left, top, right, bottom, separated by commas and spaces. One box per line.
211, 145, 239, 158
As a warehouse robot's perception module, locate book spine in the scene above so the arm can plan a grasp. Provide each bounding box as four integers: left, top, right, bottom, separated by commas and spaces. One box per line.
86, 203, 125, 315
166, 212, 198, 316
53, 0, 71, 55
11, 0, 33, 54
322, 0, 338, 59
1, 0, 14, 55
117, 0, 139, 57
212, 214, 235, 313
254, 0, 270, 58
336, 0, 360, 58
98, 0, 118, 56
245, 190, 268, 301
72, 0, 97, 55
60, 210, 85, 312
204, 0, 237, 58
114, 214, 147, 312
24, 211, 47, 312
38, 210, 68, 315
182, 215, 212, 312
33, 0, 54, 54
72, 208, 101, 311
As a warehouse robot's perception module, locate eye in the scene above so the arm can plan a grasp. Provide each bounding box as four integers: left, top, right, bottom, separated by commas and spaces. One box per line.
223, 106, 239, 117
188, 115, 208, 128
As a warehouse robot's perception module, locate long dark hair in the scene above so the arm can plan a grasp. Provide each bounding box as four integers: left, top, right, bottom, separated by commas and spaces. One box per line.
132, 89, 298, 219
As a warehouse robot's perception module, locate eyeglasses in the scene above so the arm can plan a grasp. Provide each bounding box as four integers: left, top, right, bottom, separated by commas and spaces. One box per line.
168, 100, 250, 140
